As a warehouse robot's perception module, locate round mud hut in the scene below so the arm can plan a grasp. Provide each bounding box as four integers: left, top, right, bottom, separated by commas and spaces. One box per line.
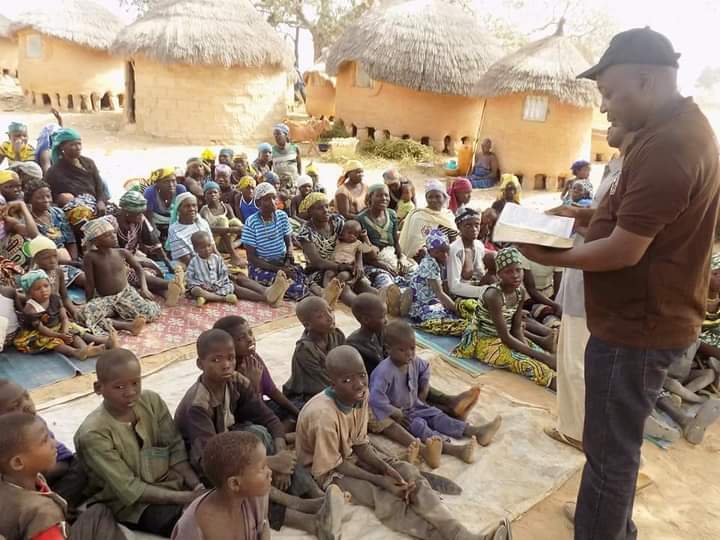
112, 0, 293, 144
325, 0, 503, 152
11, 0, 125, 112
0, 15, 18, 76
474, 19, 598, 191
303, 57, 335, 119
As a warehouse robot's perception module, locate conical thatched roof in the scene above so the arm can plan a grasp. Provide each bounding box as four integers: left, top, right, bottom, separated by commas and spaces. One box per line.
474, 19, 599, 108
112, 0, 293, 69
325, 0, 504, 97
10, 0, 123, 50
0, 15, 13, 39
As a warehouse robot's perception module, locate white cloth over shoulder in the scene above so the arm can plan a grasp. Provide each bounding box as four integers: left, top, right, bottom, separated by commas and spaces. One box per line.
447, 238, 485, 298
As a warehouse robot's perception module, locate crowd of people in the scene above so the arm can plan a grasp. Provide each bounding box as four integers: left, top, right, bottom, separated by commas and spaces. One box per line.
1, 27, 719, 540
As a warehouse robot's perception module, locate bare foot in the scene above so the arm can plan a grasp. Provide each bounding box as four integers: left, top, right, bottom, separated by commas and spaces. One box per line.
406, 439, 421, 465
107, 325, 119, 349
267, 450, 296, 475
85, 344, 106, 358
422, 436, 443, 469
130, 316, 146, 336
72, 347, 89, 360
165, 281, 182, 307
172, 265, 185, 289
549, 327, 559, 353
450, 385, 482, 420
459, 436, 478, 464
266, 271, 290, 306
385, 284, 401, 317
684, 399, 720, 445
469, 415, 502, 447
316, 484, 345, 540
196, 297, 206, 307
323, 278, 344, 309
225, 293, 238, 305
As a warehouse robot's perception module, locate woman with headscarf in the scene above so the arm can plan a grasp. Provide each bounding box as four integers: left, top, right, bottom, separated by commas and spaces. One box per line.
166, 192, 214, 266
253, 143, 273, 179
240, 183, 310, 301
0, 173, 38, 282
399, 180, 458, 259
45, 128, 108, 226
496, 174, 521, 205
179, 157, 209, 200
447, 177, 473, 216
143, 167, 187, 241
335, 160, 368, 220
10, 161, 43, 191
25, 180, 77, 262
114, 190, 170, 266
271, 123, 301, 195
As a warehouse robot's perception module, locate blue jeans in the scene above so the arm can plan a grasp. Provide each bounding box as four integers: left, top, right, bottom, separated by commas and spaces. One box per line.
575, 336, 689, 540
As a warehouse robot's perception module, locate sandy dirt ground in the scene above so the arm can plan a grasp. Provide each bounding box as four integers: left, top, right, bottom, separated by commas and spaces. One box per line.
4, 75, 720, 539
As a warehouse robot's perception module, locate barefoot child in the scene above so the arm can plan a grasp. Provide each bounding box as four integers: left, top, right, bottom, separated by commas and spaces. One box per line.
455, 247, 557, 389
75, 349, 204, 537
14, 270, 112, 360
199, 179, 244, 267
213, 316, 300, 425
323, 219, 376, 288
370, 321, 501, 468
186, 231, 287, 307
79, 218, 161, 336
282, 296, 346, 406
296, 345, 512, 540
28, 235, 83, 319
0, 412, 125, 540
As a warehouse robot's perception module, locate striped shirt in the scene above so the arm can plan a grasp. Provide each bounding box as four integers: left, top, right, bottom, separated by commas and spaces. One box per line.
241, 210, 289, 261
185, 253, 233, 294
167, 217, 213, 261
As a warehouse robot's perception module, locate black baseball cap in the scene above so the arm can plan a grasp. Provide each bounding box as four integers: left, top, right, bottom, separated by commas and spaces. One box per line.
577, 27, 681, 80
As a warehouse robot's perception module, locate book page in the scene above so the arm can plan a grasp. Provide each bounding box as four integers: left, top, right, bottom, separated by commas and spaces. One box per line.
497, 203, 575, 239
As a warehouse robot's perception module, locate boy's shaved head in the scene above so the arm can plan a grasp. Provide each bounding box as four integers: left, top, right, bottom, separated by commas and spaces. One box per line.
0, 412, 39, 466
96, 348, 140, 382
384, 320, 414, 345
197, 328, 234, 358
213, 315, 248, 333
203, 431, 263, 489
296, 296, 329, 324
326, 345, 365, 376
351, 293, 384, 319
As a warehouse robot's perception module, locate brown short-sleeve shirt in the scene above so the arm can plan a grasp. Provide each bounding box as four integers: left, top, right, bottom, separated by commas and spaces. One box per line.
585, 98, 719, 349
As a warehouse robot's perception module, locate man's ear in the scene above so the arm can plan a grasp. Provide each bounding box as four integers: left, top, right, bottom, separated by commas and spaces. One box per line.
93, 380, 102, 395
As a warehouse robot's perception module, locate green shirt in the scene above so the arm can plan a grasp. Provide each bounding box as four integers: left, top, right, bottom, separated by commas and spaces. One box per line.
357, 209, 398, 250
74, 390, 188, 523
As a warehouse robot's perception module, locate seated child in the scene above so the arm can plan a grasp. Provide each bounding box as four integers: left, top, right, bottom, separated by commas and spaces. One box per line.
296, 345, 512, 540
230, 153, 258, 185
14, 270, 114, 360
75, 349, 204, 537
396, 182, 416, 223
561, 160, 591, 203
28, 235, 83, 319
0, 412, 125, 540
369, 321, 501, 468
233, 176, 259, 223
447, 208, 495, 299
199, 179, 244, 267
323, 219, 376, 288
78, 218, 161, 336
288, 175, 314, 222
0, 121, 35, 166
0, 378, 88, 508
186, 231, 288, 307
304, 163, 325, 193
213, 315, 301, 425
454, 247, 557, 389
282, 297, 346, 406
567, 179, 593, 208
175, 329, 332, 536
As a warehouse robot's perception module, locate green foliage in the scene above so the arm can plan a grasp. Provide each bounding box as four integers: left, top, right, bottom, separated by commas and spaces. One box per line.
319, 119, 350, 140
359, 139, 435, 162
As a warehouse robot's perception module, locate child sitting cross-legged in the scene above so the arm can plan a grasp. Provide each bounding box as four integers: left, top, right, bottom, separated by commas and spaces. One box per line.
74, 349, 205, 537
14, 270, 115, 360
186, 231, 288, 307
296, 345, 512, 540
369, 320, 502, 469
174, 329, 342, 538
198, 178, 244, 267
0, 412, 126, 540
79, 217, 161, 336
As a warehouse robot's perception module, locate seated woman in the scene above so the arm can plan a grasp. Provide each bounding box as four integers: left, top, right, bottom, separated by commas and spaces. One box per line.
241, 183, 313, 301
199, 181, 244, 267
0, 169, 23, 203
468, 138, 499, 189
496, 174, 521, 206
298, 192, 374, 307
454, 247, 557, 389
230, 152, 257, 184
45, 128, 108, 228
288, 175, 314, 223
10, 161, 43, 191
0, 176, 38, 281
114, 190, 171, 266
447, 177, 473, 217
180, 157, 209, 200
399, 180, 457, 260
335, 160, 368, 220
447, 208, 495, 299
144, 167, 187, 241
166, 192, 213, 266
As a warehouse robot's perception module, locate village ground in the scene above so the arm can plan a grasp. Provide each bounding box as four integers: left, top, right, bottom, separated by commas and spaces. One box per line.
2, 76, 720, 539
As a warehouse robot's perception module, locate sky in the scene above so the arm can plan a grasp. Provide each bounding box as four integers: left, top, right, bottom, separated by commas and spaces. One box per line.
5, 0, 719, 95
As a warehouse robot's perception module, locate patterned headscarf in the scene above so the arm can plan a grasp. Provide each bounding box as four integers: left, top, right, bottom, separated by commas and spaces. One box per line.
7, 122, 27, 134
214, 164, 232, 179
299, 192, 327, 214
425, 228, 449, 250
119, 190, 147, 214
50, 128, 81, 164
28, 235, 57, 257
258, 143, 272, 154
338, 159, 364, 186
238, 176, 256, 190
425, 180, 448, 204
254, 182, 276, 201
0, 170, 18, 185
170, 192, 197, 224
149, 167, 175, 184
203, 181, 220, 193
20, 269, 49, 293
10, 161, 43, 181
455, 207, 480, 226
497, 174, 521, 204
297, 174, 313, 189
273, 123, 290, 137
219, 148, 234, 158
495, 247, 522, 272
82, 217, 115, 247
447, 177, 472, 213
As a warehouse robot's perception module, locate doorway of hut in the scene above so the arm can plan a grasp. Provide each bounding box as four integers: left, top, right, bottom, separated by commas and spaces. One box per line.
125, 61, 136, 123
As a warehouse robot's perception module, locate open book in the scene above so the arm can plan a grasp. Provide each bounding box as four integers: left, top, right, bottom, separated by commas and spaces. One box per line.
493, 203, 575, 248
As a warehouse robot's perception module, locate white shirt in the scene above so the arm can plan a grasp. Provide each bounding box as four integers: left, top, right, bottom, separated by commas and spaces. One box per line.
447, 238, 486, 298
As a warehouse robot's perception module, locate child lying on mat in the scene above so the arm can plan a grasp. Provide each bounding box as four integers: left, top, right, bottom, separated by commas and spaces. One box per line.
369, 321, 501, 469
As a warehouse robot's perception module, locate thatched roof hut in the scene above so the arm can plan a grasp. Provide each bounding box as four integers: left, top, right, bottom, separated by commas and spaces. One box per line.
475, 19, 598, 190
325, 0, 503, 150
10, 0, 125, 111
0, 15, 17, 75
112, 0, 293, 143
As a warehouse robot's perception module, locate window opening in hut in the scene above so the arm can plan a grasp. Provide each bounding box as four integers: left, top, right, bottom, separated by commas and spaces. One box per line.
25, 35, 43, 59
41, 94, 51, 106
401, 134, 410, 140
67, 95, 74, 110
354, 64, 374, 89
367, 127, 376, 140
100, 92, 111, 110
523, 96, 549, 122
351, 124, 358, 137
442, 135, 452, 154
125, 61, 136, 123
420, 136, 430, 146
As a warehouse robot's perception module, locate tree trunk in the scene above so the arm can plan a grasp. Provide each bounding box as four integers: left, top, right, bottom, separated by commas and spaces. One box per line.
294, 25, 300, 67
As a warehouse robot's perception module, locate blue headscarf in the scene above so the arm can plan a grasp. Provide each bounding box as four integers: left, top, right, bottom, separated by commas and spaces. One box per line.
258, 142, 272, 154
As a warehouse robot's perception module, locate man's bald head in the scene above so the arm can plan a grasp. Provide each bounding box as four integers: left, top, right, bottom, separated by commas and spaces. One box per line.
326, 345, 365, 377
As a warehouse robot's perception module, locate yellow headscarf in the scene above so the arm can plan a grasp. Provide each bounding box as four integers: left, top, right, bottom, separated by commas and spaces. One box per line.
201, 148, 216, 161
0, 170, 19, 185
149, 167, 175, 184
299, 192, 327, 215
497, 173, 521, 204
338, 159, 363, 186
305, 163, 319, 176
238, 176, 256, 190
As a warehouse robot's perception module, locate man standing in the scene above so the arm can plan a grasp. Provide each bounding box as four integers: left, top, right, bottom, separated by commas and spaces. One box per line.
519, 28, 719, 540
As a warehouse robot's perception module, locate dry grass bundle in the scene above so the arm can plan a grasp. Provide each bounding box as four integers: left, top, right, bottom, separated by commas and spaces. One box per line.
112, 0, 292, 68
10, 0, 123, 50
360, 138, 435, 162
326, 0, 504, 97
